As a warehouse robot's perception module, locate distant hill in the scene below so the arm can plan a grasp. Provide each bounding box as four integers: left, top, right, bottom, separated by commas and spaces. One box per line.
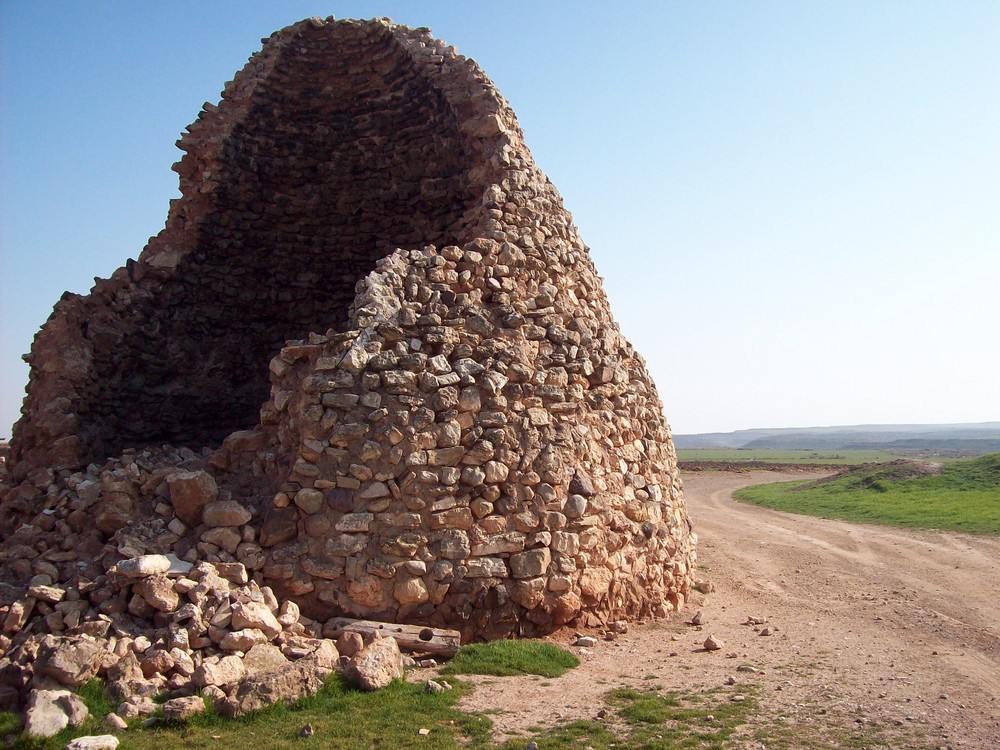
674, 422, 1000, 456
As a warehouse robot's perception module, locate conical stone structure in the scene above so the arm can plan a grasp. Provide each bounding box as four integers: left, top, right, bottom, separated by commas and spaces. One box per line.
8, 17, 696, 638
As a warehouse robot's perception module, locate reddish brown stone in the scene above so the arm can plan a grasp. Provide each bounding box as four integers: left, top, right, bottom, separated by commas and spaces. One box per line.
259, 507, 299, 548
168, 471, 218, 526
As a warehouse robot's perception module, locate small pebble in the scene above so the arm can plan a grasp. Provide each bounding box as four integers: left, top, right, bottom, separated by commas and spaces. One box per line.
103, 713, 128, 730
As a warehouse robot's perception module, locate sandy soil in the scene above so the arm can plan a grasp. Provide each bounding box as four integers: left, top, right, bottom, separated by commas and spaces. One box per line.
456, 470, 1000, 749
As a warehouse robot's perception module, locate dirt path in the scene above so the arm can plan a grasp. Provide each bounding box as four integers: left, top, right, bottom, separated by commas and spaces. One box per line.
456, 470, 1000, 748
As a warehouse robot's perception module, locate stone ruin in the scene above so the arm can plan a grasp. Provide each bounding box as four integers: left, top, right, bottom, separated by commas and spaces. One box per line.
2, 17, 696, 649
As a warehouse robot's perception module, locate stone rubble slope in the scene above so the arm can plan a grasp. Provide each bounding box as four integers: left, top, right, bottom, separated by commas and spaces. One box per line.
0, 444, 407, 732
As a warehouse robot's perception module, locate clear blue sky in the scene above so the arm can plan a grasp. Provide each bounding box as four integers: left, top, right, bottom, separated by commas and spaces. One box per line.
2, 1, 998, 439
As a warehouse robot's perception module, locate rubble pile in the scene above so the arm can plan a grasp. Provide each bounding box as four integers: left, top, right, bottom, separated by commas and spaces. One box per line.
0, 447, 415, 729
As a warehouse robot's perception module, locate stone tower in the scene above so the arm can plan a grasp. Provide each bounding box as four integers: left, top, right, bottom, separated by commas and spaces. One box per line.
8, 17, 696, 638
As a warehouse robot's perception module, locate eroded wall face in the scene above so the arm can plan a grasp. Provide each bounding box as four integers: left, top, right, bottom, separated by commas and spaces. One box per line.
59, 24, 477, 461
8, 18, 697, 640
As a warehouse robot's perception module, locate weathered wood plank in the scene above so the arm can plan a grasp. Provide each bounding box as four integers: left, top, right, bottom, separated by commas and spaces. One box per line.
324, 617, 462, 657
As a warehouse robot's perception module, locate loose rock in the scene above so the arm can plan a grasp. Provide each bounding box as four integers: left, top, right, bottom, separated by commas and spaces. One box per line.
66, 737, 120, 750
103, 713, 128, 730
162, 695, 206, 721
25, 689, 74, 738
116, 555, 172, 578
221, 661, 330, 717
703, 635, 723, 651
344, 636, 404, 691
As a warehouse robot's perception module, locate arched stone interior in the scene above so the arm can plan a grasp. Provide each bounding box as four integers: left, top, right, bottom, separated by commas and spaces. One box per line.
78, 25, 476, 459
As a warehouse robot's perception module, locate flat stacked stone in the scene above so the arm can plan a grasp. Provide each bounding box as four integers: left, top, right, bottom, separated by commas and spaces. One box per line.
5, 16, 696, 640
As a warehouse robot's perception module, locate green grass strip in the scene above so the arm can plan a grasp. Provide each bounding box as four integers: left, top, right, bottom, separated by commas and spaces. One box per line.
5, 675, 493, 750
442, 640, 580, 678
677, 448, 910, 465
734, 454, 1000, 534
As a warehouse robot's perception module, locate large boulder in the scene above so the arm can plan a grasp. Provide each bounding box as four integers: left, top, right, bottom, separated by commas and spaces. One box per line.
167, 470, 218, 526
220, 661, 330, 717
162, 695, 206, 721
231, 601, 281, 639
193, 655, 246, 689
241, 643, 290, 674
34, 635, 104, 688
24, 688, 88, 738
343, 636, 404, 691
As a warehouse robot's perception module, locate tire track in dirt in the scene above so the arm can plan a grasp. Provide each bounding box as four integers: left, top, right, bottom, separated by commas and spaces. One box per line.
687, 470, 1000, 747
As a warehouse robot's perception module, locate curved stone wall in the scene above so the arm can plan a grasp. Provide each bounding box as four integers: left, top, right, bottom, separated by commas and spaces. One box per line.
9, 17, 696, 638
12, 20, 483, 467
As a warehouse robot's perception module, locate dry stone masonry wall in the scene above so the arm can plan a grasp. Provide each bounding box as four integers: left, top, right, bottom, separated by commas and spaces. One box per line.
4, 17, 696, 642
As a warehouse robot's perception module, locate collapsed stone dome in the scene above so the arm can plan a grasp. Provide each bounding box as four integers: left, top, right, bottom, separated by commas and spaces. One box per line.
9, 17, 696, 638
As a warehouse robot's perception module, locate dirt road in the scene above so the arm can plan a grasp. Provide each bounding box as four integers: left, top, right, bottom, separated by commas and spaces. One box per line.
458, 470, 1000, 748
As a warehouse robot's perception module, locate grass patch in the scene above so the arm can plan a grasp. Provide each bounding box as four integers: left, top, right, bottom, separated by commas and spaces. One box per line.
6, 675, 492, 750
752, 721, 895, 750
500, 718, 616, 748
610, 686, 752, 748
0, 711, 22, 738
76, 678, 117, 718
442, 639, 579, 678
500, 686, 757, 750
734, 454, 1000, 533
493, 683, 911, 750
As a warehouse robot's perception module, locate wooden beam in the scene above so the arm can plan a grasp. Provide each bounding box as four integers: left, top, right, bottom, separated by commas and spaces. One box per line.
324, 617, 462, 658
